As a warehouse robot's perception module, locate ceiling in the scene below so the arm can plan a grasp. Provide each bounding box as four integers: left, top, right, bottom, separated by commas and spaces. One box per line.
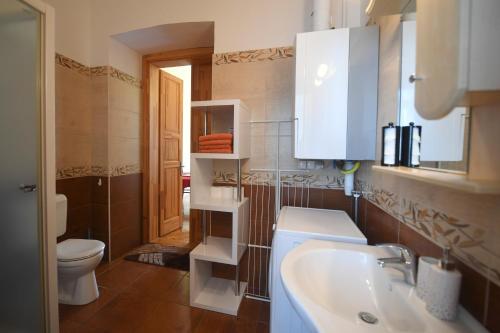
112, 21, 214, 55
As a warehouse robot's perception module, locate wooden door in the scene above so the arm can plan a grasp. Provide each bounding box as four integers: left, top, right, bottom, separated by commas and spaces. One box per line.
159, 71, 183, 236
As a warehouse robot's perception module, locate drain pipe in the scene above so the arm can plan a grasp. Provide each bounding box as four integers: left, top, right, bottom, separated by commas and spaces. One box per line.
352, 190, 362, 226
312, 0, 332, 31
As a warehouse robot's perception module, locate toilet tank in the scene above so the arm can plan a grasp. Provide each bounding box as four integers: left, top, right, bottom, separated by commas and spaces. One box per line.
56, 194, 67, 237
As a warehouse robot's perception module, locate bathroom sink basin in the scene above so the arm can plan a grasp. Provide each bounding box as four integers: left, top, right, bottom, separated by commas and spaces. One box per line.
280, 240, 485, 333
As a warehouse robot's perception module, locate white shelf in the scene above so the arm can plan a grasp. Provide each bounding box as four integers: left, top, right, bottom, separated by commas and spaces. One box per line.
192, 152, 246, 160
190, 236, 233, 265
191, 277, 247, 316
191, 197, 248, 213
372, 165, 500, 194
191, 99, 246, 108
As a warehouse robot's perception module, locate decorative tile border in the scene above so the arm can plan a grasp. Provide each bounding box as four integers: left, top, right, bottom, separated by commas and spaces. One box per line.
109, 67, 141, 88
55, 53, 90, 76
56, 166, 93, 179
213, 170, 343, 189
55, 53, 141, 87
110, 164, 141, 177
56, 164, 141, 179
213, 46, 294, 65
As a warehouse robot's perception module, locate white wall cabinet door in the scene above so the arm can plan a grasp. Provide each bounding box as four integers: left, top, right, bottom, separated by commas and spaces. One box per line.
414, 0, 500, 120
295, 29, 350, 160
414, 0, 470, 120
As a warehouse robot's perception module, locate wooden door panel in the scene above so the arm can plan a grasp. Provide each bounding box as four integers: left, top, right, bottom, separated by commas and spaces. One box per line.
163, 138, 180, 162
159, 71, 183, 237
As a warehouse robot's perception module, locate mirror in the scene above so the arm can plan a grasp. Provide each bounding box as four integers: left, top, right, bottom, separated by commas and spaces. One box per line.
398, 19, 470, 172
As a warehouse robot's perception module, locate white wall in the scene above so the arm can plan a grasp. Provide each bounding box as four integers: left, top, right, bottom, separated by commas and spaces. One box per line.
161, 66, 192, 174
108, 37, 142, 78
89, 0, 309, 66
43, 0, 91, 65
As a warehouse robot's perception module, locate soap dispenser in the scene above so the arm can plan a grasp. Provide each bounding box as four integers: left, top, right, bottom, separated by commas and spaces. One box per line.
425, 247, 462, 321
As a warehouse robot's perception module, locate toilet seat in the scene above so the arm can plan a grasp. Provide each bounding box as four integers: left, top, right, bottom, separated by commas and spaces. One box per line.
57, 239, 105, 262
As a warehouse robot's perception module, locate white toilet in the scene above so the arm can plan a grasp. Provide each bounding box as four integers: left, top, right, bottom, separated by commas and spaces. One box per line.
56, 194, 105, 305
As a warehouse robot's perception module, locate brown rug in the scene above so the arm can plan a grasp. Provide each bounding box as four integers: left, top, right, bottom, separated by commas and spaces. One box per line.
124, 243, 190, 271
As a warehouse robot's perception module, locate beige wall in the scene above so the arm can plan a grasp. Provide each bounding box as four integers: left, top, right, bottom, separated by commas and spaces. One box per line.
55, 59, 92, 177
108, 75, 142, 175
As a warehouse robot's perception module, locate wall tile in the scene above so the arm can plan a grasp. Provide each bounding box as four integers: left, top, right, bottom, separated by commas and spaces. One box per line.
487, 281, 500, 333
364, 201, 399, 245
110, 173, 142, 204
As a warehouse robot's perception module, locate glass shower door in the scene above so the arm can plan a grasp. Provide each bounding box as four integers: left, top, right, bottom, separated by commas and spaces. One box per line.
0, 0, 44, 331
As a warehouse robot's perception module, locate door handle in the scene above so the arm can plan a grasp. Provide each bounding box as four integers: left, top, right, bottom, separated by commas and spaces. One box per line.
19, 184, 37, 192
409, 73, 423, 83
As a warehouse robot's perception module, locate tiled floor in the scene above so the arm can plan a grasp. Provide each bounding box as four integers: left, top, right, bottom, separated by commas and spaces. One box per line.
59, 259, 270, 333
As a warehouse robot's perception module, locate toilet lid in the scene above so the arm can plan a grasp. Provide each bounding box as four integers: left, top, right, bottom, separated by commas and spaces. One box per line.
57, 239, 105, 262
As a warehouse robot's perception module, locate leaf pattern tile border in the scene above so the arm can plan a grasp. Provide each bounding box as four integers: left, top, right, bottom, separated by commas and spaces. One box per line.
213, 46, 294, 65
56, 53, 141, 87
56, 164, 141, 179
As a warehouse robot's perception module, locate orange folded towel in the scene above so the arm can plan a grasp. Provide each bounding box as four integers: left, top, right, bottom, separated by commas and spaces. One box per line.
198, 144, 232, 150
199, 139, 232, 146
199, 133, 233, 142
199, 148, 233, 153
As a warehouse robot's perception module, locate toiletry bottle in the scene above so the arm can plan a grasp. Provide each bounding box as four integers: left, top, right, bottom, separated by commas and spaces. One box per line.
425, 247, 462, 321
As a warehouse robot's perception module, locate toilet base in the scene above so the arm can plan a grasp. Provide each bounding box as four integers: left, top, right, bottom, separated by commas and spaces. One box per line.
58, 270, 100, 305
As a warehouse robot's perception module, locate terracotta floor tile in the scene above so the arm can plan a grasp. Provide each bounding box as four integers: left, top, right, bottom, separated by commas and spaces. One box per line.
128, 266, 187, 300
135, 300, 204, 333
59, 319, 102, 333
97, 260, 150, 293
194, 311, 235, 333
58, 286, 117, 323
85, 291, 161, 333
237, 297, 270, 324
165, 274, 190, 306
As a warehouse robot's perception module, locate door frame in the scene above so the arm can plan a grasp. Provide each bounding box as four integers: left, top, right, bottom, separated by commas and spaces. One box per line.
20, 0, 58, 331
142, 47, 213, 243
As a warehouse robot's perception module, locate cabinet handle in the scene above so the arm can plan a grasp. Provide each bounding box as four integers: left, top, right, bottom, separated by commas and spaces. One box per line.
294, 117, 299, 149
19, 184, 37, 192
409, 74, 423, 84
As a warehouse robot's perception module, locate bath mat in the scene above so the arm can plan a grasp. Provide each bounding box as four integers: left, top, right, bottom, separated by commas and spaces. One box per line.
124, 244, 189, 271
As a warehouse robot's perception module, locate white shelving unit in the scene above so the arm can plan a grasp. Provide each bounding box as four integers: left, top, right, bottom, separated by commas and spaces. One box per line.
189, 99, 250, 316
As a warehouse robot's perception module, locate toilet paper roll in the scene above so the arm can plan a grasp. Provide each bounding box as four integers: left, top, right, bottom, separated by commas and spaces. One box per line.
416, 256, 439, 301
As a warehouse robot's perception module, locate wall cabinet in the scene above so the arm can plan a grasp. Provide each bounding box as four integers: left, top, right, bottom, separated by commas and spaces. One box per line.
414, 0, 500, 119
294, 26, 379, 160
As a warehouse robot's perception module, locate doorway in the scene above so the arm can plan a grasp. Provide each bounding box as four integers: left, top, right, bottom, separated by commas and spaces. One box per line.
142, 47, 212, 249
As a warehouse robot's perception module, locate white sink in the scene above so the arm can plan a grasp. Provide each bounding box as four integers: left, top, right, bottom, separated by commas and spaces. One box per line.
280, 240, 486, 333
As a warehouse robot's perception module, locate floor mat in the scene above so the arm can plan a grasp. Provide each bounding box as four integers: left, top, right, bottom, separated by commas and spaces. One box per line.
124, 244, 189, 271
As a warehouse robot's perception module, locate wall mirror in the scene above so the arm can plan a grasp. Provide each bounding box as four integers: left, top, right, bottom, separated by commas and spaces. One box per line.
398, 19, 470, 173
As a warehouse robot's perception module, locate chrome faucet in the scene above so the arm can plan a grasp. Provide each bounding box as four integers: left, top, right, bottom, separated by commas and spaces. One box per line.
376, 243, 417, 286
